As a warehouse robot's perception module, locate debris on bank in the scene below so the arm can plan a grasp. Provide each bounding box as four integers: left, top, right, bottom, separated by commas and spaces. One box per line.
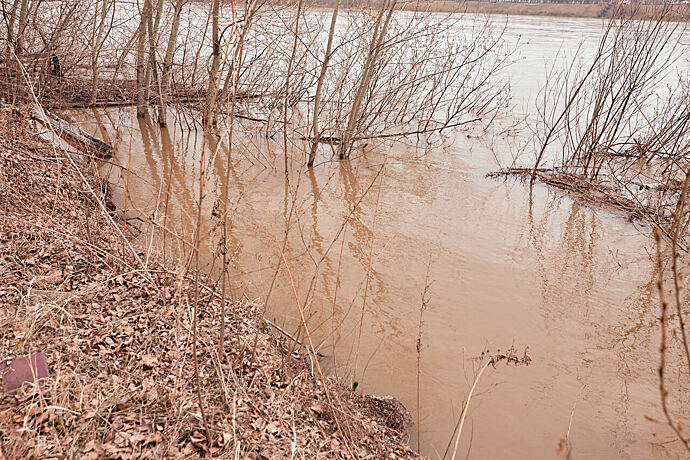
488, 167, 678, 225
0, 106, 420, 459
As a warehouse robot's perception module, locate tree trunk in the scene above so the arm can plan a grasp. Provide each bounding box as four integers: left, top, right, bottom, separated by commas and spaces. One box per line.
90, 0, 112, 106
146, 0, 163, 122
144, 0, 163, 102
14, 0, 30, 53
31, 103, 113, 157
5, 0, 21, 56
159, 0, 185, 125
339, 0, 397, 159
284, 0, 304, 173
307, 0, 341, 168
135, 0, 152, 118
203, 0, 220, 126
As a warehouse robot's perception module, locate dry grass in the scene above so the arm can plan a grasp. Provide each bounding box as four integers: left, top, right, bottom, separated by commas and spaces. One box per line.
0, 106, 420, 459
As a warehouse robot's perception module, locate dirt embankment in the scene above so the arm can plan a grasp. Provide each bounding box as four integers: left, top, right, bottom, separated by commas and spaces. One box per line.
0, 106, 419, 459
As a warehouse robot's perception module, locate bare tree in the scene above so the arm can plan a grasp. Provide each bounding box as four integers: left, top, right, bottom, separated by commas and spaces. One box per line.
203, 0, 221, 125
339, 0, 398, 160
136, 0, 153, 117
159, 0, 187, 124
89, 0, 115, 105
307, 0, 341, 168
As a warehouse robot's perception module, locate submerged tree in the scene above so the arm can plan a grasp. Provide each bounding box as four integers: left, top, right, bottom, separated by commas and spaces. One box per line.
0, 0, 512, 166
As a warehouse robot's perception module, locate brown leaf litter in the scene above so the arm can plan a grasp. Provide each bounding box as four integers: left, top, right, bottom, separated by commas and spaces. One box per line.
0, 106, 420, 459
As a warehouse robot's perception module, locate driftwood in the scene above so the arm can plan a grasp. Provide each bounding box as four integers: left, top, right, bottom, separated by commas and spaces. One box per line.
488, 167, 657, 222
30, 103, 113, 157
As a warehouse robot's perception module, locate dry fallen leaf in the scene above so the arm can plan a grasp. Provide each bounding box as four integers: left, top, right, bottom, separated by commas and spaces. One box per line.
141, 355, 157, 368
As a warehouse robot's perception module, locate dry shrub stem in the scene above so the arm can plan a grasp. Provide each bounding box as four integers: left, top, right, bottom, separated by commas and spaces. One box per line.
330, 226, 347, 378
191, 133, 212, 447
276, 241, 355, 456
670, 173, 690, 373
353, 172, 383, 385
444, 348, 531, 460
654, 226, 690, 455
416, 252, 432, 452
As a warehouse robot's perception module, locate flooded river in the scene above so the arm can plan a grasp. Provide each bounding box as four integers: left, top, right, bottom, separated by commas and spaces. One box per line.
70, 13, 689, 460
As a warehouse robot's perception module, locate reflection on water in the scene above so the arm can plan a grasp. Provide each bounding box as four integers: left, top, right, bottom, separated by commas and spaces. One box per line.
67, 15, 690, 460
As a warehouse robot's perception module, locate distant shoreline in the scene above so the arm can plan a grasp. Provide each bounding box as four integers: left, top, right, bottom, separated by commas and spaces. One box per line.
424, 1, 612, 18
309, 1, 690, 21
422, 2, 689, 20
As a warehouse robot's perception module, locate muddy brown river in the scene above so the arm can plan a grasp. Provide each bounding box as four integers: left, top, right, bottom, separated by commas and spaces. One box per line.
67, 14, 689, 460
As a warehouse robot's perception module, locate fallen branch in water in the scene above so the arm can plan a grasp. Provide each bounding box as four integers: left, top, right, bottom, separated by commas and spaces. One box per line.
300, 117, 482, 145
30, 103, 113, 157
489, 167, 667, 224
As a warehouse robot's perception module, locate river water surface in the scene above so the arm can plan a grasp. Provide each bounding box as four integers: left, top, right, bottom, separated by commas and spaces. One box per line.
70, 13, 690, 459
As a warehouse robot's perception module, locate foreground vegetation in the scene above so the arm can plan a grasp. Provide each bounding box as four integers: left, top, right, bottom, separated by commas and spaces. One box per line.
1, 0, 689, 456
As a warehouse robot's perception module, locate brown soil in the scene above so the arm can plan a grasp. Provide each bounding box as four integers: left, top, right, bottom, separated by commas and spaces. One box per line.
0, 105, 420, 459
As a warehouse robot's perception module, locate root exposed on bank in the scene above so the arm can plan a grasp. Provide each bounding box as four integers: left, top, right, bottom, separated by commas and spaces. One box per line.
0, 106, 419, 459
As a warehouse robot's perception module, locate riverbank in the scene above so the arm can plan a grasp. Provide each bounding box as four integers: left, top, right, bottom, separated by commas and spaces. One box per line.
448, 1, 611, 18
0, 105, 419, 458
415, 1, 608, 18
327, 1, 690, 20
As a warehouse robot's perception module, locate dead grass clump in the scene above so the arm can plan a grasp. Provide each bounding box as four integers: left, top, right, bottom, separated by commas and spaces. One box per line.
0, 106, 419, 458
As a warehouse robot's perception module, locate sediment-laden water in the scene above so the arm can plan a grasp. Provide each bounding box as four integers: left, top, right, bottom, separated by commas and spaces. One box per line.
66, 13, 690, 459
